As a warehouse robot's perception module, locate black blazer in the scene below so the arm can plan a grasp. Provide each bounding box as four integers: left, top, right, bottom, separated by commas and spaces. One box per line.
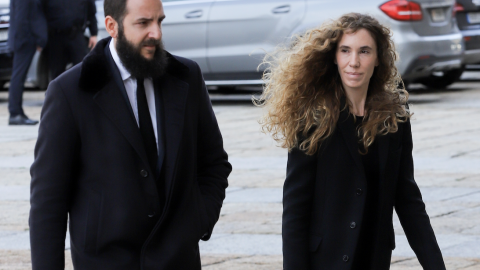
29, 37, 232, 269
282, 108, 445, 270
8, 0, 47, 51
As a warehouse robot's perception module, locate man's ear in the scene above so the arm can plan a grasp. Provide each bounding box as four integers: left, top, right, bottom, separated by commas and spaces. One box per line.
105, 16, 118, 38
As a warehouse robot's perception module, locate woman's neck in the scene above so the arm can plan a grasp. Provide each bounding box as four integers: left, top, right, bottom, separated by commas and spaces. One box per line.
344, 85, 368, 116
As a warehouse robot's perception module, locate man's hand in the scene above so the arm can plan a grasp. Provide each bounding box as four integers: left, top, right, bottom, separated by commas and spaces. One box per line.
36, 46, 42, 52
88, 36, 98, 50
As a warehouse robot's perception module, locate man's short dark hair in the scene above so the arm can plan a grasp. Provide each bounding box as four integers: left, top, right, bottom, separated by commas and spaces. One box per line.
104, 0, 128, 25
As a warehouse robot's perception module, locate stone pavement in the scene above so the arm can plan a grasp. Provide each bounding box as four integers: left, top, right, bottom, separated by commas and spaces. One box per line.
1, 77, 480, 269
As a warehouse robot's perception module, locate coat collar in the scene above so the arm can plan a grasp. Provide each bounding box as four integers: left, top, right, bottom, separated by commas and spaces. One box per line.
78, 37, 189, 92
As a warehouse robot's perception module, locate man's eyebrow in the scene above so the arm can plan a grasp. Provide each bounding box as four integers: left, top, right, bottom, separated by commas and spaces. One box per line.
136, 17, 153, 22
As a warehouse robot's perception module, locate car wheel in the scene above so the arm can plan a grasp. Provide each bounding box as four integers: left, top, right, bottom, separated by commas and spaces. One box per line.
418, 67, 464, 89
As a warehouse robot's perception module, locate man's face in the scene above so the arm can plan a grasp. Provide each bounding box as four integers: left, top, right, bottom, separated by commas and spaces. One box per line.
121, 0, 165, 60
114, 0, 168, 79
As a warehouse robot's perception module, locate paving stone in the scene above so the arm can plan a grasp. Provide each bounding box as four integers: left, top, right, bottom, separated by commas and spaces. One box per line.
2, 83, 480, 268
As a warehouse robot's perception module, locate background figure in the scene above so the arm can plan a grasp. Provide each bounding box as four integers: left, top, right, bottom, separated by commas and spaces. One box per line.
7, 0, 47, 125
41, 0, 98, 80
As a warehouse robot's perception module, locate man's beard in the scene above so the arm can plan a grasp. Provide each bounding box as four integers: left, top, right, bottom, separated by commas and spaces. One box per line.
115, 27, 168, 79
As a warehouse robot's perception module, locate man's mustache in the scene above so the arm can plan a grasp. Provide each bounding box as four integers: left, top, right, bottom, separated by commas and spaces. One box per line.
142, 38, 161, 47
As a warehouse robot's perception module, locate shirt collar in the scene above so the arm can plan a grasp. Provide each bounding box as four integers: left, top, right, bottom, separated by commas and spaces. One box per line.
109, 39, 132, 81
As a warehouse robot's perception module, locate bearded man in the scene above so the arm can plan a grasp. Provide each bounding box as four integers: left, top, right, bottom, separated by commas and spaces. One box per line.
29, 0, 232, 268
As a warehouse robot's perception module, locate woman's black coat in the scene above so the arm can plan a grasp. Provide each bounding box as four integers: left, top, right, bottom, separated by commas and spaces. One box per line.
282, 108, 446, 270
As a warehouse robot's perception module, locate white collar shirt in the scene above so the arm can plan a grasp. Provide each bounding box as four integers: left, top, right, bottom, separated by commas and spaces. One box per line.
109, 39, 159, 153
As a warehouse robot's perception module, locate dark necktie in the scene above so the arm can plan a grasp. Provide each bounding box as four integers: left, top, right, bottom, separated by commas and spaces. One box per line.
136, 77, 158, 175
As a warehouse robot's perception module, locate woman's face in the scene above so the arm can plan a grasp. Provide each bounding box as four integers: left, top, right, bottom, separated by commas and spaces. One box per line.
335, 28, 379, 95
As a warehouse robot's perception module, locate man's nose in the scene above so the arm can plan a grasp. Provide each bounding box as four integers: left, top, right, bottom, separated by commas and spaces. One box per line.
148, 24, 162, 40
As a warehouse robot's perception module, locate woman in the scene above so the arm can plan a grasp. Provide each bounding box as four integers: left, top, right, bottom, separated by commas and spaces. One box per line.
257, 13, 446, 270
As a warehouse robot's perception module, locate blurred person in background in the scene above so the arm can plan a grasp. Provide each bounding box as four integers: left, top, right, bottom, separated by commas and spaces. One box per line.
7, 0, 47, 125
41, 0, 98, 79
257, 13, 446, 270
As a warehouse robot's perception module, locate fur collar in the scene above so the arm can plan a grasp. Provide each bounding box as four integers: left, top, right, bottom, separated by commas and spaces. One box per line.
78, 37, 189, 92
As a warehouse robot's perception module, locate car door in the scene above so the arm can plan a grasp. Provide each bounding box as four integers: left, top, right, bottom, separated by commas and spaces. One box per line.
206, 0, 306, 78
162, 0, 215, 73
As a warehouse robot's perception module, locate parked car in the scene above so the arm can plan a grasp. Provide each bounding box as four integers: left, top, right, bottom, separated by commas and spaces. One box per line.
2, 0, 466, 90
0, 0, 12, 89
416, 0, 480, 88
152, 0, 464, 89
139, 0, 464, 89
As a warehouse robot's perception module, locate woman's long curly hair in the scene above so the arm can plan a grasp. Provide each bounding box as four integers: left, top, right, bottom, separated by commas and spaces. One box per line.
255, 13, 411, 155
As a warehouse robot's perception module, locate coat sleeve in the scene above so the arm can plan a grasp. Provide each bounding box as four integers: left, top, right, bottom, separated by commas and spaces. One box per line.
86, 0, 98, 36
282, 146, 317, 270
31, 0, 48, 48
394, 120, 446, 270
194, 62, 232, 241
30, 80, 79, 270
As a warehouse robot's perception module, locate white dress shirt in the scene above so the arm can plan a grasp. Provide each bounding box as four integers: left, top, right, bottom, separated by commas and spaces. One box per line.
109, 40, 159, 153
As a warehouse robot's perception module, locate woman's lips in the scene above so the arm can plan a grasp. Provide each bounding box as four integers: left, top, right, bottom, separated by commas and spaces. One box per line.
345, 72, 362, 78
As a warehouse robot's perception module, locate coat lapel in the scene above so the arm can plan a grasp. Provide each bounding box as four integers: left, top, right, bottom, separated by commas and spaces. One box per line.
337, 108, 366, 181
92, 44, 151, 172
158, 74, 189, 196
93, 80, 151, 172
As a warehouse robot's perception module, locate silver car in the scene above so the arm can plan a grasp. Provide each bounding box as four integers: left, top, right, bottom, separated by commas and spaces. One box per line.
22, 0, 465, 89
149, 0, 463, 89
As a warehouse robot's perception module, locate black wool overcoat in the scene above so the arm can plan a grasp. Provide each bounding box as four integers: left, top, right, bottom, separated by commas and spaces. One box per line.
29, 37, 232, 269
282, 108, 446, 270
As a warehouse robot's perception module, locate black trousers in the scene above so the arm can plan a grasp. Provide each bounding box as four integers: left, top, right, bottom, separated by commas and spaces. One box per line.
48, 31, 88, 80
8, 42, 36, 116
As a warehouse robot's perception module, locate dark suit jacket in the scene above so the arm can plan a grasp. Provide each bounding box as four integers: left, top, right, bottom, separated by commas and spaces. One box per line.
282, 108, 445, 270
30, 37, 231, 269
8, 0, 47, 51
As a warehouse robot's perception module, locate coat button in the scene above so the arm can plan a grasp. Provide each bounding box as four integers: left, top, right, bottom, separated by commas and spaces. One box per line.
140, 170, 148, 178
350, 222, 356, 229
343, 255, 349, 262
148, 212, 156, 218
356, 188, 363, 196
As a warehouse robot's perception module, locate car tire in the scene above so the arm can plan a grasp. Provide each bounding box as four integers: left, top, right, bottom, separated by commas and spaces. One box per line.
418, 67, 464, 89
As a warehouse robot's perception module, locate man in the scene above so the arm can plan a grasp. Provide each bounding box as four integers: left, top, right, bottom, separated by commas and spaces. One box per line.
29, 0, 231, 268
41, 0, 98, 79
7, 0, 47, 125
